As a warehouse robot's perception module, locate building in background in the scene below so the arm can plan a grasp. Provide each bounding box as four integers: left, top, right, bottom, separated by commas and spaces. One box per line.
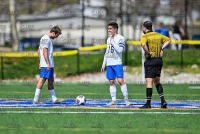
0, 0, 200, 50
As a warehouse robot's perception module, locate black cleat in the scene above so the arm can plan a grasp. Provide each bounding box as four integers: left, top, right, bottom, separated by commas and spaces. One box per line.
161, 102, 167, 108
139, 103, 151, 109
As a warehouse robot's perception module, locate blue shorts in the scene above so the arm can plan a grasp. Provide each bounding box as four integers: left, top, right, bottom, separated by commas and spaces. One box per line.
40, 67, 54, 79
106, 65, 124, 80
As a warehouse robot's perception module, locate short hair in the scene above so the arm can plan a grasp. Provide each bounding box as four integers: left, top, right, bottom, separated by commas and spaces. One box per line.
108, 21, 118, 30
50, 26, 62, 35
143, 21, 152, 30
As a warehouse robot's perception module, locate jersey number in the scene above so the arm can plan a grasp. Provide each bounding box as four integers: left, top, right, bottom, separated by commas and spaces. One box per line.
108, 45, 114, 53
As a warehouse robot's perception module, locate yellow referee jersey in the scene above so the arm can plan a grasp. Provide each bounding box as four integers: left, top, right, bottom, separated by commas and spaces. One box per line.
141, 32, 170, 58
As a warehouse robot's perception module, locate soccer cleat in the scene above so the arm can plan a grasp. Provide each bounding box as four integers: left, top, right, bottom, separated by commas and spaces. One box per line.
125, 99, 131, 106
161, 102, 167, 108
33, 100, 39, 104
53, 99, 62, 104
33, 100, 43, 104
139, 103, 151, 109
107, 100, 117, 106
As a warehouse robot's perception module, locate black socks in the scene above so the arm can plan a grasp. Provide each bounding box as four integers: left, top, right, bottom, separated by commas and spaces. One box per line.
156, 83, 165, 103
146, 88, 152, 105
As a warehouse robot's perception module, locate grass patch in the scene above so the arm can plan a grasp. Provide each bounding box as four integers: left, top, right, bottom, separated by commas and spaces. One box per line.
0, 50, 199, 79
0, 83, 200, 134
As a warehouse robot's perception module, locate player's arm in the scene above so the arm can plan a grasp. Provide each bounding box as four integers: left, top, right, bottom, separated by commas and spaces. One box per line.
141, 44, 153, 59
101, 46, 108, 72
111, 38, 125, 53
160, 36, 171, 57
101, 54, 106, 72
141, 36, 152, 59
141, 43, 150, 54
141, 36, 151, 55
161, 36, 171, 50
43, 48, 50, 70
41, 38, 50, 70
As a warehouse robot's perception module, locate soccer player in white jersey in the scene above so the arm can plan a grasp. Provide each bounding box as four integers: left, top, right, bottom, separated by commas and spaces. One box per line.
33, 26, 61, 104
101, 22, 131, 106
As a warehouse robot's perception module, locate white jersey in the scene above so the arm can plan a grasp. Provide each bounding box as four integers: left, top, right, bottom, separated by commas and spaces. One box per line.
39, 35, 54, 67
102, 34, 125, 67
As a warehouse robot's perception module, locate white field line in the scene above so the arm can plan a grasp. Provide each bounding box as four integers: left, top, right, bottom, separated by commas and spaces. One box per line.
189, 86, 200, 89
0, 98, 200, 101
0, 111, 200, 115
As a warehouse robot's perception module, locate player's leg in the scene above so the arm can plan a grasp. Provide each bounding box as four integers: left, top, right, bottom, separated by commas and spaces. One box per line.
107, 79, 117, 106
140, 60, 154, 108
48, 77, 58, 103
153, 59, 167, 108
153, 77, 167, 108
109, 79, 117, 104
117, 78, 127, 99
33, 78, 46, 104
106, 66, 117, 106
140, 78, 153, 108
117, 78, 131, 106
115, 65, 128, 99
33, 67, 47, 104
115, 65, 131, 106
47, 68, 60, 103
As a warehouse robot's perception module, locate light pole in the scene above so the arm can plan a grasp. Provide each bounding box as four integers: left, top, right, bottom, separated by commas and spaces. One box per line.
81, 0, 85, 47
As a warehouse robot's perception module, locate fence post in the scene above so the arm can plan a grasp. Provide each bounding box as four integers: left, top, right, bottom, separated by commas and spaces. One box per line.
1, 57, 4, 80
124, 42, 128, 65
181, 48, 183, 68
77, 50, 80, 75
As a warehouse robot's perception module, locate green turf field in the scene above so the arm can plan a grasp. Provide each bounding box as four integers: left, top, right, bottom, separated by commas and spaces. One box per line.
1, 49, 200, 79
0, 82, 200, 134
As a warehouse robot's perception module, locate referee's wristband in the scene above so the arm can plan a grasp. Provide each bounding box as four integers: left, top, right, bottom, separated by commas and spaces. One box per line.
161, 48, 164, 51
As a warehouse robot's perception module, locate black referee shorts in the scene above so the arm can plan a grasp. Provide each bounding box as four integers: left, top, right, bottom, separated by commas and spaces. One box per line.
144, 58, 163, 78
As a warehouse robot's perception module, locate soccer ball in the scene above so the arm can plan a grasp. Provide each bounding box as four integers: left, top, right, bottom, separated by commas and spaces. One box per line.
75, 95, 86, 105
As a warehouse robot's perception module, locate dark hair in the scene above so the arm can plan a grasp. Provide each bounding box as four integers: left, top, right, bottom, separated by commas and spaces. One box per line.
175, 19, 182, 26
108, 21, 118, 30
143, 21, 152, 31
50, 26, 62, 35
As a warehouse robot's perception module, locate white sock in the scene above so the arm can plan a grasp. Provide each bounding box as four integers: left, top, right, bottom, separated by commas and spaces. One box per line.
110, 85, 116, 101
34, 88, 41, 102
121, 84, 128, 99
49, 89, 57, 102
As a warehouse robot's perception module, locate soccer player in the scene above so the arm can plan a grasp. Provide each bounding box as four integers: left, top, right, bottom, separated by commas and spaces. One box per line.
140, 21, 171, 108
101, 21, 131, 106
33, 26, 61, 104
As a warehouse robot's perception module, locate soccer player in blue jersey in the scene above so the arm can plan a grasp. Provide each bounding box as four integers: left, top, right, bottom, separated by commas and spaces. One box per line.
101, 22, 131, 106
33, 26, 61, 104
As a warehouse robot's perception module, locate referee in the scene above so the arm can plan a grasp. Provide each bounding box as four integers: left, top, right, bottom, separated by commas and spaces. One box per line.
140, 21, 171, 108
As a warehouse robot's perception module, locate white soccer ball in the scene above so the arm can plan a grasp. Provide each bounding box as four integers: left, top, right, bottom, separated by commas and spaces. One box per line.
75, 95, 86, 105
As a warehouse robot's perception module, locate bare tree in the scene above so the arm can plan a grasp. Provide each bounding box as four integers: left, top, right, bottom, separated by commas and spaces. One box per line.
9, 0, 19, 51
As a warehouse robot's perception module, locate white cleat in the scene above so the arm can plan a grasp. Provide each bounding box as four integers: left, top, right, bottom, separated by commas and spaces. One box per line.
33, 100, 38, 104
125, 99, 131, 106
33, 100, 43, 104
107, 100, 117, 106
53, 99, 62, 104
